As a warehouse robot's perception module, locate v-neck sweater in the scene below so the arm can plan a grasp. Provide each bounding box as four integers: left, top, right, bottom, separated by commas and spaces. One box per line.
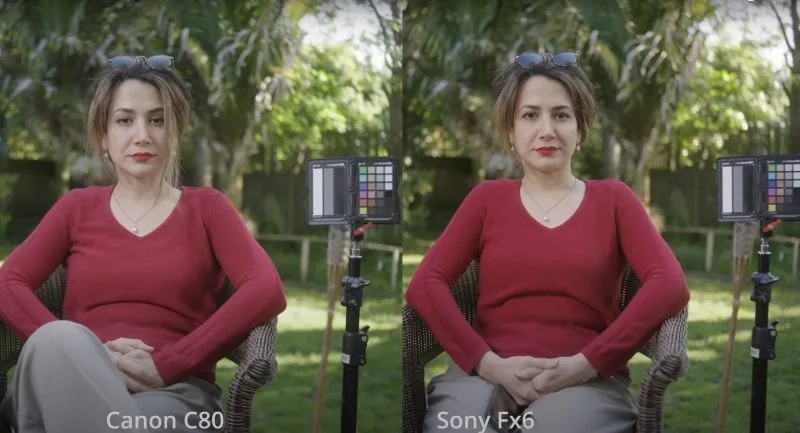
0, 185, 287, 386
405, 178, 689, 379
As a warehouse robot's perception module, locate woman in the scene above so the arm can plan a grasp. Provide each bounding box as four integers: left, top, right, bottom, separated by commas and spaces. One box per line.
0, 55, 287, 432
405, 52, 690, 433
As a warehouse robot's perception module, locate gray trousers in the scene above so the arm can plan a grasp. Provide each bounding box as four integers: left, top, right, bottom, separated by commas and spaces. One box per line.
424, 363, 637, 433
0, 321, 223, 433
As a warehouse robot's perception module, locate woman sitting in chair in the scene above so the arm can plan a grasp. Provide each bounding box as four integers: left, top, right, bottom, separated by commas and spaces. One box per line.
0, 55, 287, 433
405, 52, 690, 433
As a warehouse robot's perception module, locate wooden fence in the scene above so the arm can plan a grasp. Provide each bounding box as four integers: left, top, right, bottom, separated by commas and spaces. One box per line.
258, 234, 402, 291
258, 227, 800, 291
664, 227, 800, 278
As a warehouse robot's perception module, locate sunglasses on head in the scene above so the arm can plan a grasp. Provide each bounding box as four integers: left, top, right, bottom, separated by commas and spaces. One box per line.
107, 55, 174, 71
515, 52, 579, 68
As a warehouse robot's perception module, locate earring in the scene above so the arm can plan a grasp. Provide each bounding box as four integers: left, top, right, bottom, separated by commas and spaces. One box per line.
103, 151, 109, 158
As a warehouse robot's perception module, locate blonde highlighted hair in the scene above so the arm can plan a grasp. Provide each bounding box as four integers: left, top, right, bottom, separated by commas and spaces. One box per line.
86, 61, 192, 187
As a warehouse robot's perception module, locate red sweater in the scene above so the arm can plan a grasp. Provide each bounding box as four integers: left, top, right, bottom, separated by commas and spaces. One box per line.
405, 178, 689, 379
0, 186, 287, 386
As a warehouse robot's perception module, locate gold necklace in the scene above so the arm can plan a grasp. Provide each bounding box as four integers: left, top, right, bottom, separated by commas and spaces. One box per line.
521, 177, 578, 224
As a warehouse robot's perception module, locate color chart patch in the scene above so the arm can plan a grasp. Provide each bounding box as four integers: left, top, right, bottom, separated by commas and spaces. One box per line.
357, 161, 394, 217
308, 159, 349, 224
765, 159, 800, 213
719, 157, 756, 219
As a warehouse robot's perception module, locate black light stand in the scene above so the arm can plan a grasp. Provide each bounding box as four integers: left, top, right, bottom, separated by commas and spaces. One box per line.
340, 218, 373, 433
748, 219, 781, 433
306, 156, 399, 432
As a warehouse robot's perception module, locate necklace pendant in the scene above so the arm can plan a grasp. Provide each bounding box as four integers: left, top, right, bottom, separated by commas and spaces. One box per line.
131, 226, 138, 233
543, 215, 550, 223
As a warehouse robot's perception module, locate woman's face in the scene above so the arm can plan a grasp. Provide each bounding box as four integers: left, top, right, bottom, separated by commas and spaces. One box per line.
104, 79, 168, 183
511, 75, 580, 175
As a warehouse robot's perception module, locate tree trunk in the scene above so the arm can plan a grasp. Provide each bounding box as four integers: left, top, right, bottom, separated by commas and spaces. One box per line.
215, 138, 254, 209
192, 136, 211, 186
791, 0, 800, 153
602, 127, 619, 179
790, 75, 800, 153
222, 148, 248, 209
389, 72, 403, 242
0, 114, 6, 170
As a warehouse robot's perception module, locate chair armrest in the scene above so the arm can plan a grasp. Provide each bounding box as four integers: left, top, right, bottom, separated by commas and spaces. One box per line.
402, 303, 441, 433
223, 317, 278, 433
635, 306, 689, 433
0, 326, 22, 403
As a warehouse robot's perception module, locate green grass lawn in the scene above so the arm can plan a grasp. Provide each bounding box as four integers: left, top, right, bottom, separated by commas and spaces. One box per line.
403, 249, 800, 433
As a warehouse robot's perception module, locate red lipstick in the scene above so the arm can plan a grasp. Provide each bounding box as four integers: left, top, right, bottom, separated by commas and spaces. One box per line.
535, 147, 558, 156
131, 153, 154, 162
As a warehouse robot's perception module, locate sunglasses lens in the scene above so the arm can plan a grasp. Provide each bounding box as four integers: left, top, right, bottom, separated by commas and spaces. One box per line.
552, 52, 578, 67
108, 56, 136, 70
146, 55, 173, 70
517, 52, 544, 68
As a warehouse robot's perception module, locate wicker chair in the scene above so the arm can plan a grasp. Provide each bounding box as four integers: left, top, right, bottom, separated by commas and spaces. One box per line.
0, 265, 279, 433
402, 261, 689, 433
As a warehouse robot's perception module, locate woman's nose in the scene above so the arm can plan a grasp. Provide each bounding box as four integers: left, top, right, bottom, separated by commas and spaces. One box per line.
132, 119, 150, 144
538, 117, 555, 137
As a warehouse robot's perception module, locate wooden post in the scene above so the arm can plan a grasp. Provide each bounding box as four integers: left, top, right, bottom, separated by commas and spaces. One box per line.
705, 230, 715, 272
391, 247, 401, 292
300, 237, 311, 283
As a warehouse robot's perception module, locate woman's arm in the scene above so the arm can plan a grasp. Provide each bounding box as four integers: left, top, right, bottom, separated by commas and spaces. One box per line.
0, 191, 78, 339
151, 188, 287, 385
580, 181, 690, 379
405, 182, 492, 375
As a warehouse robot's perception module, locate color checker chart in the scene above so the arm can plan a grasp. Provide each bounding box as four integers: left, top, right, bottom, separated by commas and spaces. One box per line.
356, 159, 395, 220
717, 155, 800, 222
307, 156, 400, 225
764, 156, 800, 215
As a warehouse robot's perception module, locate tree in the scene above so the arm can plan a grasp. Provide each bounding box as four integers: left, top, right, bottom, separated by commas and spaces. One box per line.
157, 0, 304, 207
403, 0, 714, 198
669, 40, 789, 169
761, 0, 800, 153
0, 0, 164, 166
265, 43, 389, 173
571, 0, 713, 196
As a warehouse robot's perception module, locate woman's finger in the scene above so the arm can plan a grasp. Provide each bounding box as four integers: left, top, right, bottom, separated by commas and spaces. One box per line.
121, 372, 150, 394
123, 339, 154, 352
105, 340, 130, 354
116, 356, 159, 388
517, 382, 542, 403
107, 339, 154, 353
524, 357, 559, 370
105, 350, 150, 392
514, 366, 542, 380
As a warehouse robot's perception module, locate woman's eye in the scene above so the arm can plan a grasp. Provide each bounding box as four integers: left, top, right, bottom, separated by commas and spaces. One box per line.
556, 112, 570, 120
116, 118, 131, 125
151, 118, 164, 125
522, 112, 537, 119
